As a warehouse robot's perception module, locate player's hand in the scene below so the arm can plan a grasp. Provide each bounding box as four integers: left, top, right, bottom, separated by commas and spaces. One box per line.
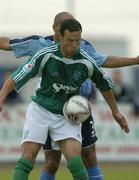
112, 111, 129, 133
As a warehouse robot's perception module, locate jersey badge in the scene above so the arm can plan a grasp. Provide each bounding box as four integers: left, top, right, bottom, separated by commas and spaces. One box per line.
72, 71, 81, 81
23, 63, 33, 73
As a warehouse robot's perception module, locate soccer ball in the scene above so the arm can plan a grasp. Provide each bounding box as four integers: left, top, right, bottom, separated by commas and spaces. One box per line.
63, 95, 91, 123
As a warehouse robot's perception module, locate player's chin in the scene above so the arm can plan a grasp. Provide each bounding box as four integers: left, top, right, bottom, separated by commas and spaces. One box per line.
68, 48, 76, 54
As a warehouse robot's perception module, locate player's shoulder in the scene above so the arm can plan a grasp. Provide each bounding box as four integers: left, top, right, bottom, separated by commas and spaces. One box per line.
79, 48, 97, 66
80, 39, 96, 50
44, 35, 53, 41
81, 39, 92, 46
79, 48, 92, 60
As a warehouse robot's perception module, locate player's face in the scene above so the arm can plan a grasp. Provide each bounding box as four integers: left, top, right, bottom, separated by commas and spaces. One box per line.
60, 30, 81, 58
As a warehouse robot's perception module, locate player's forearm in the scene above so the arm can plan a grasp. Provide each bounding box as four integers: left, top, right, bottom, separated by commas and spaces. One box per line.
0, 77, 15, 102
0, 37, 12, 50
101, 89, 119, 114
101, 89, 130, 133
102, 56, 139, 68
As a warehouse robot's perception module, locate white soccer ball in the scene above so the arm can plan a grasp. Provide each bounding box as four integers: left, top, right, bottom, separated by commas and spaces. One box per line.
63, 95, 91, 123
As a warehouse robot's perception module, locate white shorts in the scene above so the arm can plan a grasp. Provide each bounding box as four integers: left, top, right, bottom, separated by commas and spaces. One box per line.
21, 102, 82, 150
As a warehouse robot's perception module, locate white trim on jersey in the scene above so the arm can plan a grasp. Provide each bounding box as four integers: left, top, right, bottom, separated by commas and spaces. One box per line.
50, 54, 94, 78
13, 44, 58, 83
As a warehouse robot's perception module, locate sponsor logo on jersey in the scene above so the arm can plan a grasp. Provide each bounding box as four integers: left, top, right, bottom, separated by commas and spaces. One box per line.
52, 83, 78, 94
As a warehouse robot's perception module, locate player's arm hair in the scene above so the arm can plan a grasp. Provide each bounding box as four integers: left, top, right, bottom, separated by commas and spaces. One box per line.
0, 37, 12, 50
102, 55, 139, 68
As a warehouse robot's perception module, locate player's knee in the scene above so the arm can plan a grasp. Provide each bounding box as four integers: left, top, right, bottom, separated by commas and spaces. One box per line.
44, 151, 61, 173
22, 142, 41, 162
67, 156, 89, 180
82, 145, 97, 167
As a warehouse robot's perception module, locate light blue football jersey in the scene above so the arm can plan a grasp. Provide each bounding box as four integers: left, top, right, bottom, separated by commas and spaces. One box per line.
10, 35, 107, 66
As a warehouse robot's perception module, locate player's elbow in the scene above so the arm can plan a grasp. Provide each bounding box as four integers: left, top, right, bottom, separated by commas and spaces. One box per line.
0, 37, 11, 50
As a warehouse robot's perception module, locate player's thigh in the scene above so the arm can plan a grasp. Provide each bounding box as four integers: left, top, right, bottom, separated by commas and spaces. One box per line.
58, 138, 82, 160
81, 144, 97, 167
43, 135, 62, 163
43, 135, 61, 172
44, 150, 61, 163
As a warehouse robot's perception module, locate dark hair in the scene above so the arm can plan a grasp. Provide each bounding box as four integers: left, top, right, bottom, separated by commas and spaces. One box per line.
60, 19, 82, 36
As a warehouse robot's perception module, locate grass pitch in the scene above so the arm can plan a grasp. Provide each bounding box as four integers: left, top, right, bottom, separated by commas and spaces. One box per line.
1, 162, 139, 180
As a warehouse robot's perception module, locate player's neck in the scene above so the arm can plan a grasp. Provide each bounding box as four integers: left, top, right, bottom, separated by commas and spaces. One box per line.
60, 47, 74, 59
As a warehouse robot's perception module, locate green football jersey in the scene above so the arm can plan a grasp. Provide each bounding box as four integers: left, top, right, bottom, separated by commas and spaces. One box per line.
11, 43, 114, 114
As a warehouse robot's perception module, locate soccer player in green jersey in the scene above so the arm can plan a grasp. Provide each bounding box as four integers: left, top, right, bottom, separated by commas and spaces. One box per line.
0, 19, 129, 180
0, 11, 137, 180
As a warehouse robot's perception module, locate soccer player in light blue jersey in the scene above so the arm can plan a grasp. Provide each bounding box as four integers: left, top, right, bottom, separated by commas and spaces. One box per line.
0, 18, 129, 180
0, 12, 137, 180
